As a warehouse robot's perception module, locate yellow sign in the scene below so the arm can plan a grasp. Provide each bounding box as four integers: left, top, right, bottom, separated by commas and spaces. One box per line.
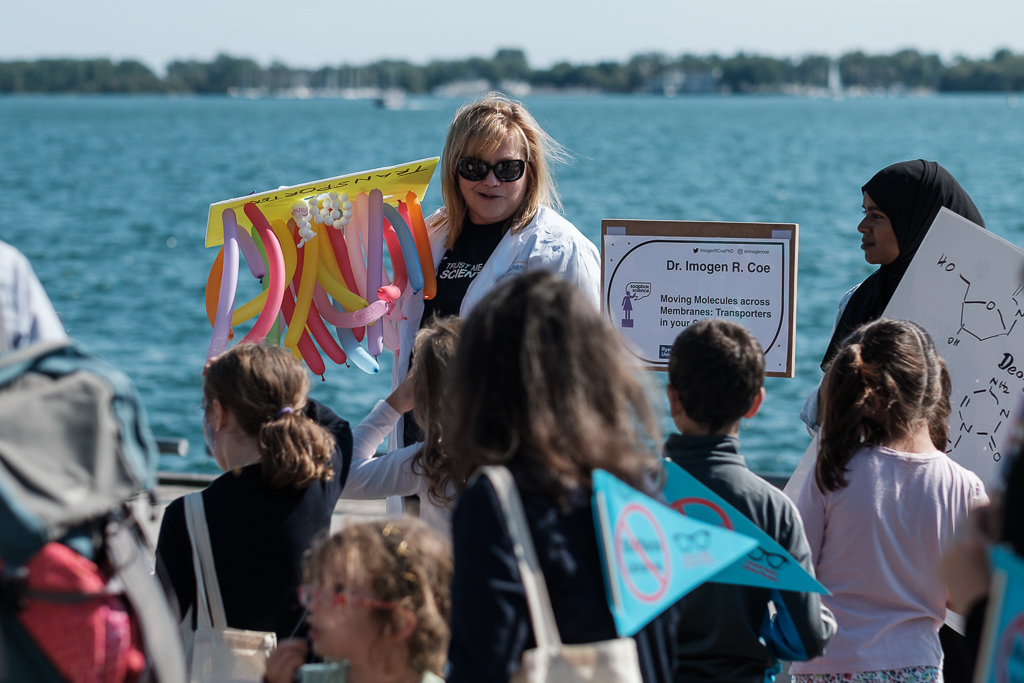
204, 157, 440, 248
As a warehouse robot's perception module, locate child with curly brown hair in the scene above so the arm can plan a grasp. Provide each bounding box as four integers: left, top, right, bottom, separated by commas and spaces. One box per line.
265, 518, 452, 683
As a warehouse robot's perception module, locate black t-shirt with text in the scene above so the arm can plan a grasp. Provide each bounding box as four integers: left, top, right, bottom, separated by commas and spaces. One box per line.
420, 218, 505, 325
405, 218, 505, 446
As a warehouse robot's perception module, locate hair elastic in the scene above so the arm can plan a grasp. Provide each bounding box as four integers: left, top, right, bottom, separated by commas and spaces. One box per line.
278, 406, 295, 417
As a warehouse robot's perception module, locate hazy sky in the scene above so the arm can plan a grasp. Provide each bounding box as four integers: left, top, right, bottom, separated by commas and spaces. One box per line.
3, 0, 1022, 73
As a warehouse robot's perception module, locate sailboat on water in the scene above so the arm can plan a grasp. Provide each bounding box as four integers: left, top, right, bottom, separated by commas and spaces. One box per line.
827, 60, 844, 100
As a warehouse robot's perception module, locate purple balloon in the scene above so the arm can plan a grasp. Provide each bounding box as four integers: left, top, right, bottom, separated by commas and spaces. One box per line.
236, 224, 266, 280
366, 189, 385, 357
207, 208, 240, 361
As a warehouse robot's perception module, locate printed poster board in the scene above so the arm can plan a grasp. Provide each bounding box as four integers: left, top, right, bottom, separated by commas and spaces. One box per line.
602, 220, 798, 377
204, 157, 439, 248
885, 208, 1024, 490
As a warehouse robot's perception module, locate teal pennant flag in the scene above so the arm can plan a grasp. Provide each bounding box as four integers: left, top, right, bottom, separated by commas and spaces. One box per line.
662, 459, 827, 594
592, 469, 758, 636
974, 545, 1024, 683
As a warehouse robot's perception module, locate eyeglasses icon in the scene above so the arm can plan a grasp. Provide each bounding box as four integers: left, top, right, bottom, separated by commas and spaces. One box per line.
672, 530, 710, 553
747, 547, 789, 569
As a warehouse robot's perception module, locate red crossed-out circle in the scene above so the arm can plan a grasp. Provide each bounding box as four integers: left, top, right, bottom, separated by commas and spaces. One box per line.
614, 503, 671, 603
670, 497, 734, 531
995, 610, 1024, 683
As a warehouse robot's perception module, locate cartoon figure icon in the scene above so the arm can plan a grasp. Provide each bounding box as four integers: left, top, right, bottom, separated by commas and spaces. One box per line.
621, 290, 635, 328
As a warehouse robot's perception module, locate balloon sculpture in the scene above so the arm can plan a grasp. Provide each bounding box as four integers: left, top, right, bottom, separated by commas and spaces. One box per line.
204, 187, 436, 378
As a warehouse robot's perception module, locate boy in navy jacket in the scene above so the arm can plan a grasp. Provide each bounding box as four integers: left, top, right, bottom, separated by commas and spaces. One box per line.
664, 319, 835, 682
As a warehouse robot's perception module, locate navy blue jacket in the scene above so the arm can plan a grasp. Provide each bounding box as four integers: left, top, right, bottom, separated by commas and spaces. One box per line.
447, 471, 677, 683
664, 433, 835, 683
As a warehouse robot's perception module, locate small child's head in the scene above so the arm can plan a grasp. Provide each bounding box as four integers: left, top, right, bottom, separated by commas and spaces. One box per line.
301, 518, 452, 678
410, 316, 463, 505
667, 319, 765, 435
817, 317, 950, 491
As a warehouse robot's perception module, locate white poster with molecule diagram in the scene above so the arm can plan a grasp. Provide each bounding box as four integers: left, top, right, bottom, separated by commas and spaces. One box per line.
885, 208, 1024, 490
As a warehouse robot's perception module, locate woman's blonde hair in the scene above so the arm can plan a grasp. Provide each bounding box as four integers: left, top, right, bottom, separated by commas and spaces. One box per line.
448, 271, 661, 502
306, 518, 452, 677
438, 92, 566, 249
409, 316, 463, 506
204, 344, 335, 488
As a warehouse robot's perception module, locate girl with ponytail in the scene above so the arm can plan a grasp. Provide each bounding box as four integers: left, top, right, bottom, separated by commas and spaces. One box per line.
791, 318, 987, 683
157, 343, 354, 640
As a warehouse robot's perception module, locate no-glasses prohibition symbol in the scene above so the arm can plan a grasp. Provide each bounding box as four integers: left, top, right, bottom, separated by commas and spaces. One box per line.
670, 497, 734, 531
614, 503, 671, 603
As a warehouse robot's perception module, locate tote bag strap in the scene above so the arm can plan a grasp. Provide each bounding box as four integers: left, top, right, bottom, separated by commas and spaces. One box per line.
479, 466, 563, 650
183, 492, 229, 630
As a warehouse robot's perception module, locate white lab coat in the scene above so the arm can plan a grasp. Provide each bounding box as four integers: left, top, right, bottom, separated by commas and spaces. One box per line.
383, 206, 601, 515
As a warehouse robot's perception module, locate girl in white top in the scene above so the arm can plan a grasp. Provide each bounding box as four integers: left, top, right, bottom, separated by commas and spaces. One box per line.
341, 318, 462, 537
791, 318, 988, 683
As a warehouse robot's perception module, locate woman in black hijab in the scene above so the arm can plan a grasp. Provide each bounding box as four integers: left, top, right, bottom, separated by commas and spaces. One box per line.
801, 160, 985, 431
822, 159, 985, 367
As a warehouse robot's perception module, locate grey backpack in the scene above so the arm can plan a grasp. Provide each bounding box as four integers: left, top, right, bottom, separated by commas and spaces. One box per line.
0, 339, 185, 683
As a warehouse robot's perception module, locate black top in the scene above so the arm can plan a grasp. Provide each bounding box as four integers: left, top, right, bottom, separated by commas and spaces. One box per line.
405, 218, 505, 445
447, 470, 677, 683
155, 399, 352, 640
420, 218, 505, 325
664, 433, 834, 683
823, 159, 985, 368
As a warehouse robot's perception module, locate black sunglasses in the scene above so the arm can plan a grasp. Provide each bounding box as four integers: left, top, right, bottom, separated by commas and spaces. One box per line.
457, 157, 526, 182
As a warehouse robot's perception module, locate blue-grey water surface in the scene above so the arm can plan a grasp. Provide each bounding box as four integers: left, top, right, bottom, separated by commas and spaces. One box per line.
1, 93, 1022, 476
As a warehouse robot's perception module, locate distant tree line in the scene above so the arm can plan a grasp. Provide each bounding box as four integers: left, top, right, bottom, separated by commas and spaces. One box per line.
2, 48, 1024, 95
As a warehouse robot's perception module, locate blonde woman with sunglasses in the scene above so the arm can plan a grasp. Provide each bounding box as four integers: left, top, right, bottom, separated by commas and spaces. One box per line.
387, 93, 601, 504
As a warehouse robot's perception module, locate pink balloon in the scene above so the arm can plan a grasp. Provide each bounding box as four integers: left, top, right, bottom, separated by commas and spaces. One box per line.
239, 203, 285, 345
313, 284, 389, 328
345, 194, 368, 299
378, 284, 401, 302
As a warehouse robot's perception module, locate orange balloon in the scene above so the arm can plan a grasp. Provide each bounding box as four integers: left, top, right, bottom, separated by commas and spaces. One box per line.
204, 247, 234, 340
406, 192, 437, 300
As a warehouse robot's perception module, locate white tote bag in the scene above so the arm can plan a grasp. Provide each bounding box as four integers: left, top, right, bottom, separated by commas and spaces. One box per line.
181, 493, 277, 683
479, 467, 643, 683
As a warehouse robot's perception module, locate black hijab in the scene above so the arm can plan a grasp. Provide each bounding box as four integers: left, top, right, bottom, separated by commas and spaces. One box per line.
821, 160, 985, 369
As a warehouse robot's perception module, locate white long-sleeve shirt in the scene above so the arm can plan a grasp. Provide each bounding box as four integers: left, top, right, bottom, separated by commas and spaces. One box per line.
342, 400, 453, 537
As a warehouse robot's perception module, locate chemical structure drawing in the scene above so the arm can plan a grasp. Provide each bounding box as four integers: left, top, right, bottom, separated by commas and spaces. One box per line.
957, 276, 1022, 342
951, 377, 1013, 462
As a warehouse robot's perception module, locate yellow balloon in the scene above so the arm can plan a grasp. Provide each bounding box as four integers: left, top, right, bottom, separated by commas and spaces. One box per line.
318, 230, 347, 287
284, 231, 319, 350
317, 260, 368, 312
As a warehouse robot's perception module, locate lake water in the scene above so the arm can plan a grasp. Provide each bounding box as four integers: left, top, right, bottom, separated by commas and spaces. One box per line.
1, 93, 1022, 476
